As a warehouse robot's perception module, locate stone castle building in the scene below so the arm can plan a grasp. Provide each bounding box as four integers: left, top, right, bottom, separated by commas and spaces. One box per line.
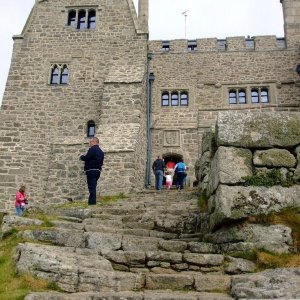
0, 0, 299, 211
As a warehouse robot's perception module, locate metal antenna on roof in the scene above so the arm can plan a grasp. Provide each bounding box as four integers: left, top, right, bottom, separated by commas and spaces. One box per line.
182, 10, 189, 39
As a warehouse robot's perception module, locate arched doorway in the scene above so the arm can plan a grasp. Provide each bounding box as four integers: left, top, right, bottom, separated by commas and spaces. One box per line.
162, 153, 183, 186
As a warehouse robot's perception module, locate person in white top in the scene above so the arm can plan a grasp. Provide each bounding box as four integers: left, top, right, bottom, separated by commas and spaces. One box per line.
165, 171, 172, 190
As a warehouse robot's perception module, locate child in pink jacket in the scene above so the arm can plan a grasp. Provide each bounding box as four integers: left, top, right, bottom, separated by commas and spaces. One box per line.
15, 185, 28, 216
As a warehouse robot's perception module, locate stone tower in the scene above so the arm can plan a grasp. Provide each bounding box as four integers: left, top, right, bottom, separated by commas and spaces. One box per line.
0, 0, 149, 210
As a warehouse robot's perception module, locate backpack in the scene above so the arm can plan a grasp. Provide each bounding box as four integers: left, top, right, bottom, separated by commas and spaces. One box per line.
176, 162, 185, 172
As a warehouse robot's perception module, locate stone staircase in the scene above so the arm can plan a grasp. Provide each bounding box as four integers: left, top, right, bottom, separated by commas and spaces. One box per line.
3, 189, 297, 299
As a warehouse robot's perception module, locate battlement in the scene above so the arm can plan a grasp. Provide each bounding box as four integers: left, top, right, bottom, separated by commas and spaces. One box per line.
149, 36, 287, 53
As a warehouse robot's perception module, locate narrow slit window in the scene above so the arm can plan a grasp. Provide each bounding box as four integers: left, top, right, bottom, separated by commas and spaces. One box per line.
50, 65, 59, 85
162, 41, 170, 52
88, 10, 96, 29
87, 120, 96, 137
68, 10, 76, 26
77, 10, 86, 29
180, 92, 188, 106
161, 92, 169, 106
60, 65, 69, 84
229, 90, 237, 104
171, 92, 179, 106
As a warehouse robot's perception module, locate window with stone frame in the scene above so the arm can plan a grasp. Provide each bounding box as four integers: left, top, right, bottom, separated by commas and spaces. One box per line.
161, 91, 189, 107
228, 88, 247, 104
87, 120, 96, 137
50, 64, 69, 85
67, 8, 97, 30
251, 87, 269, 103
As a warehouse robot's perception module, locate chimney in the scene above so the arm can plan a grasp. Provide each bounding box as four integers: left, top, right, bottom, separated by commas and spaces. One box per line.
138, 0, 149, 33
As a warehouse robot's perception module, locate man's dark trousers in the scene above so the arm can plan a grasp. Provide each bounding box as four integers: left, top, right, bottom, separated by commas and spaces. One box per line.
86, 170, 100, 205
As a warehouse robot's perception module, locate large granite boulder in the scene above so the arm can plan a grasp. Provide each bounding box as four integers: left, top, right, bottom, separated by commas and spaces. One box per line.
216, 111, 300, 148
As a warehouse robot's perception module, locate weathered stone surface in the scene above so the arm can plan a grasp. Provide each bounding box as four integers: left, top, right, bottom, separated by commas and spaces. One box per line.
158, 240, 187, 252
207, 146, 253, 195
253, 148, 296, 167
194, 274, 231, 292
145, 274, 194, 290
183, 253, 224, 266
188, 241, 219, 254
209, 184, 300, 229
146, 251, 182, 264
225, 256, 256, 274
101, 249, 145, 267
1, 215, 43, 234
205, 224, 293, 254
122, 235, 160, 251
216, 112, 300, 148
231, 268, 300, 299
85, 232, 122, 251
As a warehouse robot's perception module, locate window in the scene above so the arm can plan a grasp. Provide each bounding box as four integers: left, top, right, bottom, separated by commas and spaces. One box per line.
238, 89, 246, 104
50, 64, 69, 85
161, 91, 188, 107
87, 120, 96, 137
251, 89, 259, 103
229, 90, 237, 104
60, 65, 69, 84
68, 10, 76, 26
217, 39, 227, 51
67, 7, 97, 30
171, 92, 179, 106
245, 38, 255, 49
180, 92, 188, 106
261, 89, 269, 103
161, 92, 169, 106
50, 65, 59, 85
88, 9, 96, 29
77, 10, 86, 29
162, 41, 170, 52
187, 40, 197, 51
277, 38, 286, 49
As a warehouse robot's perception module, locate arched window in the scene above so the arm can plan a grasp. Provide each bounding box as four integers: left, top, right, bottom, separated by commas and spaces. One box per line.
261, 88, 269, 103
171, 92, 179, 106
251, 89, 259, 103
161, 92, 169, 106
180, 92, 188, 106
87, 120, 96, 137
60, 65, 69, 84
77, 10, 86, 29
229, 90, 237, 104
50, 65, 59, 85
238, 89, 246, 104
87, 10, 96, 29
68, 10, 76, 26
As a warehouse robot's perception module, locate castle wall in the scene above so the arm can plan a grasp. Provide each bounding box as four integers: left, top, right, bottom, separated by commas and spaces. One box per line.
149, 37, 300, 184
0, 0, 148, 210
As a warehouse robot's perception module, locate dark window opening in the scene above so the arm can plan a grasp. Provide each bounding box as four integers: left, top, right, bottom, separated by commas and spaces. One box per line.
162, 41, 170, 52
87, 120, 96, 137
238, 89, 246, 104
277, 38, 286, 49
229, 90, 237, 104
68, 10, 76, 26
187, 40, 197, 51
180, 92, 188, 106
245, 38, 255, 49
217, 39, 227, 51
251, 89, 259, 103
88, 10, 96, 29
171, 92, 179, 106
60, 65, 69, 84
50, 66, 59, 85
77, 10, 86, 29
162, 92, 169, 106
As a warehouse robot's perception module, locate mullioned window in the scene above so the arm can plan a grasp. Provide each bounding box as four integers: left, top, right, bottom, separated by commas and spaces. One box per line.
161, 91, 189, 107
67, 8, 97, 30
50, 64, 69, 85
228, 87, 269, 104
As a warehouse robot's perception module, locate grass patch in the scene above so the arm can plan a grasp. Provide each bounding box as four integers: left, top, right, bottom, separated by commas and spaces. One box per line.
100, 192, 128, 204
197, 193, 208, 212
0, 229, 60, 299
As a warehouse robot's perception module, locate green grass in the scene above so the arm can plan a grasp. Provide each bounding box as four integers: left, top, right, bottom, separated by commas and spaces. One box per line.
197, 193, 208, 212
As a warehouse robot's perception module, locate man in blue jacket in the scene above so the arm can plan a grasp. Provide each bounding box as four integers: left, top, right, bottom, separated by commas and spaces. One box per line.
80, 137, 104, 205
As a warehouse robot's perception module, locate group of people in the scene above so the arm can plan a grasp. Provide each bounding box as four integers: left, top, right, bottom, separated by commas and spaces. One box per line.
152, 155, 188, 191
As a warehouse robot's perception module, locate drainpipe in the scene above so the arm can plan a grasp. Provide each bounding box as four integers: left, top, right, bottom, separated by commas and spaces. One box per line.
145, 53, 154, 188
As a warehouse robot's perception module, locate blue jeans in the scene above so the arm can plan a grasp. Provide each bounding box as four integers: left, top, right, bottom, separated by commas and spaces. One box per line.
86, 170, 100, 205
155, 170, 163, 190
16, 206, 25, 216
176, 172, 185, 190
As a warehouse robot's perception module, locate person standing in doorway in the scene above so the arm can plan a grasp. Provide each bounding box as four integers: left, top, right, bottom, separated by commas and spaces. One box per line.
152, 155, 165, 190
80, 137, 104, 205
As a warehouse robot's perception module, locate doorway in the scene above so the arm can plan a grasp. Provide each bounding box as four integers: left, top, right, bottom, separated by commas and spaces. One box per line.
162, 153, 183, 186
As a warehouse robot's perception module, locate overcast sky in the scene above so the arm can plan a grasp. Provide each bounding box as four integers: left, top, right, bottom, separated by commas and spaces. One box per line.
0, 0, 284, 106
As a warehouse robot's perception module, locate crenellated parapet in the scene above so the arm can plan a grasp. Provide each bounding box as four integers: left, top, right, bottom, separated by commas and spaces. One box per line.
149, 36, 288, 53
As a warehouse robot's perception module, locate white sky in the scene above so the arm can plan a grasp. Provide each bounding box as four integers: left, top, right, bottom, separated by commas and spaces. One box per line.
0, 0, 284, 106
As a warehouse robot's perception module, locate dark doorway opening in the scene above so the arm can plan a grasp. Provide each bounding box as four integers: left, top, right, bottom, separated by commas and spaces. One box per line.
162, 153, 183, 186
